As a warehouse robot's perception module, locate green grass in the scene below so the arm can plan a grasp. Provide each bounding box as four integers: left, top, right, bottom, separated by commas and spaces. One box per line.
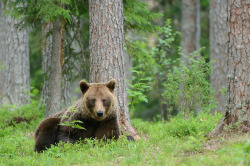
0, 105, 249, 166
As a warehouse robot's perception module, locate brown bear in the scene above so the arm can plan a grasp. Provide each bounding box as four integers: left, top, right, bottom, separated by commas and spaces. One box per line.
34, 79, 134, 153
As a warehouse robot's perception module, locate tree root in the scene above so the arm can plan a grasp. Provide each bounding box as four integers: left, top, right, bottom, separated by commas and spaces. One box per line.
208, 111, 250, 138
207, 114, 226, 138
119, 110, 142, 140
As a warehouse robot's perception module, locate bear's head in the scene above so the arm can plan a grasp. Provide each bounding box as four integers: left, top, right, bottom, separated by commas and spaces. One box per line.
79, 79, 117, 121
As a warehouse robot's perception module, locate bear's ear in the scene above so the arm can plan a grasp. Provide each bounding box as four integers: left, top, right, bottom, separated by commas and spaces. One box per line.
79, 80, 89, 94
106, 79, 116, 92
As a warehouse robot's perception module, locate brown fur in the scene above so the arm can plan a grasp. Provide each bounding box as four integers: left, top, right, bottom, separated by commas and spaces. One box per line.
34, 79, 128, 153
34, 118, 61, 152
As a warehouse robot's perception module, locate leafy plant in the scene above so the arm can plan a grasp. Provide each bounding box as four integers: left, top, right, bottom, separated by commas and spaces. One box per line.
163, 54, 217, 119
59, 108, 85, 130
126, 20, 179, 120
127, 70, 152, 113
124, 0, 163, 33
59, 119, 85, 130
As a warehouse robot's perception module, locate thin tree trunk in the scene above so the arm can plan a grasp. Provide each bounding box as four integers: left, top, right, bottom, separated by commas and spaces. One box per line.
41, 22, 53, 108
45, 19, 64, 116
89, 0, 140, 139
125, 31, 135, 86
0, 2, 30, 107
61, 48, 81, 108
156, 74, 164, 121
179, 0, 200, 115
181, 0, 200, 62
209, 0, 250, 136
0, 1, 5, 100
124, 52, 132, 83
209, 0, 227, 113
61, 18, 85, 108
61, 64, 72, 109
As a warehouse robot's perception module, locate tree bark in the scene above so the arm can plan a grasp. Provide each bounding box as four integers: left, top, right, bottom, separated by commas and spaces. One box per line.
209, 0, 250, 136
0, 2, 30, 107
181, 0, 200, 62
209, 0, 227, 113
89, 0, 140, 139
44, 19, 64, 117
0, 1, 5, 99
61, 61, 73, 109
61, 19, 85, 108
41, 22, 53, 108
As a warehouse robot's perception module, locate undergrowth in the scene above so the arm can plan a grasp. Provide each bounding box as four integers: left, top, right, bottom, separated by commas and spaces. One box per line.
0, 104, 249, 166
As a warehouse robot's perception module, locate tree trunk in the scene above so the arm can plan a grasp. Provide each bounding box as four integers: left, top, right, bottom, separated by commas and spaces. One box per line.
209, 0, 250, 136
44, 19, 64, 117
61, 62, 72, 109
89, 0, 140, 139
61, 19, 85, 108
181, 0, 200, 62
42, 17, 84, 115
0, 2, 30, 107
0, 1, 5, 99
41, 22, 53, 108
125, 31, 135, 85
209, 0, 227, 113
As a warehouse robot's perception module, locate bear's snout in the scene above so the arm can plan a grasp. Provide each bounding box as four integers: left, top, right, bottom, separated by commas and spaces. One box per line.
97, 111, 104, 118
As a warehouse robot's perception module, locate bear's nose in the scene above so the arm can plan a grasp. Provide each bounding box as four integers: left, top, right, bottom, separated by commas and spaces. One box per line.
96, 111, 104, 118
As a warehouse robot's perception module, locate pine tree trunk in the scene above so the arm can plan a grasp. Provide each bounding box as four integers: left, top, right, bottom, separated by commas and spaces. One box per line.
0, 1, 5, 99
181, 0, 200, 62
41, 22, 53, 108
209, 0, 227, 113
42, 17, 83, 115
0, 3, 30, 107
209, 0, 250, 136
61, 67, 72, 109
89, 0, 140, 139
44, 19, 64, 117
61, 21, 85, 108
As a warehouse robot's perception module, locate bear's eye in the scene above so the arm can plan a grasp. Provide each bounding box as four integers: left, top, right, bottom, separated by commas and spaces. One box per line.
91, 99, 96, 105
102, 99, 107, 104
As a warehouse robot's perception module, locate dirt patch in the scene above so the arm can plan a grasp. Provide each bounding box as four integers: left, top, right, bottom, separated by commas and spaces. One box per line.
203, 131, 250, 151
203, 139, 222, 151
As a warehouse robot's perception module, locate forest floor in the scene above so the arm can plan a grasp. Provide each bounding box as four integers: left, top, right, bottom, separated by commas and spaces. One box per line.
0, 105, 249, 166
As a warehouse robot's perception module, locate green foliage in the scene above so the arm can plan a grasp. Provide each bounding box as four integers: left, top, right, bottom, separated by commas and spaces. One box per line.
59, 108, 85, 130
124, 0, 163, 33
127, 20, 180, 120
59, 120, 85, 130
127, 70, 152, 113
127, 19, 215, 120
29, 28, 43, 91
155, 0, 210, 59
166, 111, 222, 138
127, 20, 178, 76
124, 1, 171, 117
4, 0, 87, 24
0, 88, 44, 129
163, 54, 217, 119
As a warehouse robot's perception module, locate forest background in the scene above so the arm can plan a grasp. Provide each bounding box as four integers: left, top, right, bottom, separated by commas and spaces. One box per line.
0, 0, 213, 120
